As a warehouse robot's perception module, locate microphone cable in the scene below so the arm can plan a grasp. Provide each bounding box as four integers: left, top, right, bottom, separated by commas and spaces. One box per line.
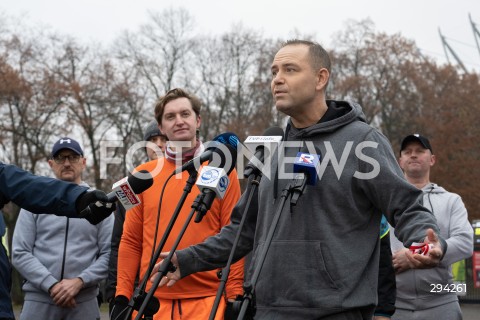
148, 170, 175, 272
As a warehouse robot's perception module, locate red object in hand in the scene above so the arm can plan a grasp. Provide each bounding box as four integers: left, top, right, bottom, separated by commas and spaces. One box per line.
409, 242, 433, 255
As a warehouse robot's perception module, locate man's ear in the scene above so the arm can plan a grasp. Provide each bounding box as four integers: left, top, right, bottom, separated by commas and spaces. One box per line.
430, 154, 436, 167
316, 68, 330, 91
196, 115, 201, 129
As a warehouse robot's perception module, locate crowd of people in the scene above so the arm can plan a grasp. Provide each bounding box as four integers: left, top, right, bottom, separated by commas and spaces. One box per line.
0, 39, 474, 320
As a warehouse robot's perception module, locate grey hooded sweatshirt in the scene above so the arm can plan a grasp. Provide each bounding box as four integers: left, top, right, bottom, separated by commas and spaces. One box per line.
12, 182, 113, 304
390, 183, 473, 310
177, 100, 446, 319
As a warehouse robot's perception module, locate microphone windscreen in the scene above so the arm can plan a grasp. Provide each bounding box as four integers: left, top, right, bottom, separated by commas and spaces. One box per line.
208, 144, 237, 175
262, 126, 284, 138
128, 170, 154, 194
213, 132, 240, 149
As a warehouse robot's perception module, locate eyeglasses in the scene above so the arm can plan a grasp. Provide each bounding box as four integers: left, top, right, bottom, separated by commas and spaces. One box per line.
52, 154, 82, 164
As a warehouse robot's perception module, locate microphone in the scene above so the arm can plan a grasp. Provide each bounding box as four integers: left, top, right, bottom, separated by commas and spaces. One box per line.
243, 126, 284, 177
293, 150, 321, 186
78, 170, 153, 221
193, 144, 237, 222
289, 149, 321, 206
109, 170, 154, 210
174, 132, 239, 175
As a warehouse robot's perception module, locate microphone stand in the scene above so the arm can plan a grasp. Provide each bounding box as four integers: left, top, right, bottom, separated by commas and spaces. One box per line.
134, 187, 216, 320
237, 173, 307, 320
122, 168, 198, 320
207, 171, 262, 320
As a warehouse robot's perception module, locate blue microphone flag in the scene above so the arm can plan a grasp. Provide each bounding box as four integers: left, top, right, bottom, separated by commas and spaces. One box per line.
293, 152, 320, 186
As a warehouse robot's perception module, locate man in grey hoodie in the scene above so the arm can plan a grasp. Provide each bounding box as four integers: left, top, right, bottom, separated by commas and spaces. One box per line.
389, 134, 473, 320
12, 137, 113, 320
152, 40, 446, 319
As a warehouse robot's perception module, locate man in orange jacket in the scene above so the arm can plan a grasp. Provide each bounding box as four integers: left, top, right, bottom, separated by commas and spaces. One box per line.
113, 88, 244, 320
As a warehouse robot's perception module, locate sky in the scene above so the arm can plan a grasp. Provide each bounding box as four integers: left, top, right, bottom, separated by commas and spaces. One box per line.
1, 0, 480, 70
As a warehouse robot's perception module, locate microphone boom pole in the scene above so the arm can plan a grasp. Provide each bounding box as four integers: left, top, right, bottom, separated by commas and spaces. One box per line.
237, 148, 319, 320
237, 174, 308, 320
135, 190, 210, 320
209, 127, 284, 319
135, 144, 238, 320
207, 172, 262, 320
123, 167, 199, 320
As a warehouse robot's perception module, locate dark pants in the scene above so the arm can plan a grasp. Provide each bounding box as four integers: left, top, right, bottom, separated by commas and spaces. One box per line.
0, 243, 15, 320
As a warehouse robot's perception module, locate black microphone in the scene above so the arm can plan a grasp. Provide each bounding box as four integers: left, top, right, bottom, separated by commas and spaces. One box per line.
194, 144, 237, 222
174, 132, 239, 175
107, 170, 154, 209
243, 126, 284, 178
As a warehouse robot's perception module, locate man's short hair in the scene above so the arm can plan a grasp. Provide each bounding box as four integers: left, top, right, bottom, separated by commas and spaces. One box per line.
154, 88, 201, 125
282, 39, 331, 75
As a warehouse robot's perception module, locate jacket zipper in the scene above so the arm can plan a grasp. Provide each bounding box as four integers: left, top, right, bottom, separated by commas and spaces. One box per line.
60, 218, 69, 279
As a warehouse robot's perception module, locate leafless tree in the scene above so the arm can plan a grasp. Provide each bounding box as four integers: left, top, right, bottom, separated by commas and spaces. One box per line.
114, 7, 197, 100
330, 19, 424, 139
192, 25, 274, 141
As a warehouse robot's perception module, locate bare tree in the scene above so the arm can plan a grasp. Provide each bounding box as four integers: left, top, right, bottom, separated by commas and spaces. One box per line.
409, 61, 480, 220
36, 36, 123, 189
192, 25, 271, 141
0, 16, 72, 304
114, 7, 197, 100
330, 19, 424, 139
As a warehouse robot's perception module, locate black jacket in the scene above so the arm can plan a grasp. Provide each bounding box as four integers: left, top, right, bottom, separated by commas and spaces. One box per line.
375, 232, 396, 317
105, 205, 126, 303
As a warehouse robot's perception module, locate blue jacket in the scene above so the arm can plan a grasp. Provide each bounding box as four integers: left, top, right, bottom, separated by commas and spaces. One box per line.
0, 162, 87, 214
0, 162, 89, 318
1, 212, 14, 319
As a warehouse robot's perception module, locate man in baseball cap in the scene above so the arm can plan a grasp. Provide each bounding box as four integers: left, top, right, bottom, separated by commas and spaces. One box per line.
49, 137, 85, 183
387, 133, 473, 320
400, 134, 433, 154
12, 136, 113, 320
51, 137, 84, 158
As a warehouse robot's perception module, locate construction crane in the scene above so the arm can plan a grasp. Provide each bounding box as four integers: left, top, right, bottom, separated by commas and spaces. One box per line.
470, 13, 480, 58
439, 13, 480, 73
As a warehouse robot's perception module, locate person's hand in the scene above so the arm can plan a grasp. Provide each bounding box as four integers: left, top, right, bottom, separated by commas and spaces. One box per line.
76, 190, 116, 225
392, 248, 411, 274
405, 228, 443, 269
373, 316, 391, 320
150, 252, 181, 287
49, 278, 83, 308
225, 295, 243, 320
110, 295, 129, 320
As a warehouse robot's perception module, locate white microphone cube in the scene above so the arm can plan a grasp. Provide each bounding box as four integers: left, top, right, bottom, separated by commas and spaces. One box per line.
112, 177, 141, 210
243, 135, 283, 154
196, 166, 229, 199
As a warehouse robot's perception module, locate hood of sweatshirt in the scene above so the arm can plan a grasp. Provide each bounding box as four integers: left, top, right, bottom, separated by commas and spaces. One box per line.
272, 100, 367, 197
422, 182, 447, 195
285, 100, 367, 139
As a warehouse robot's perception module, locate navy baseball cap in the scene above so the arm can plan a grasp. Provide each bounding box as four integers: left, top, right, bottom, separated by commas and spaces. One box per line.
400, 134, 433, 154
51, 137, 84, 157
